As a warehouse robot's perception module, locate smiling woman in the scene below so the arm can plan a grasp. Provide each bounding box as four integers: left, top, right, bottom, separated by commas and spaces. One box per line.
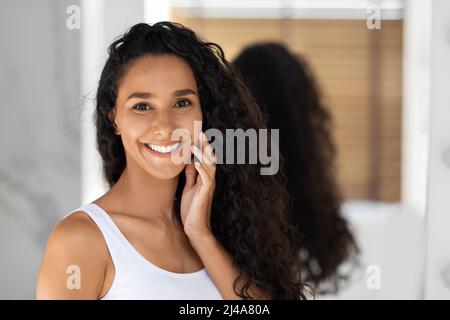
108, 53, 203, 177
35, 21, 309, 300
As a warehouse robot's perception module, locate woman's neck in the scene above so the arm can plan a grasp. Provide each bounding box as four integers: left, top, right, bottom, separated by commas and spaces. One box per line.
106, 165, 180, 224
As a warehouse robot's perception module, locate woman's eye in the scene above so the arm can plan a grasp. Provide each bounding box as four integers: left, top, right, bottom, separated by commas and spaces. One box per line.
175, 99, 192, 108
133, 103, 150, 111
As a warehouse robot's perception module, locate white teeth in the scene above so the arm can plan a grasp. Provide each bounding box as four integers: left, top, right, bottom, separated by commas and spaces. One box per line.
145, 142, 180, 153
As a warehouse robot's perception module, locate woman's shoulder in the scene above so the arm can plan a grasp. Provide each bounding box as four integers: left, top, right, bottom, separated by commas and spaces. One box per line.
52, 210, 104, 247
36, 209, 109, 299
45, 208, 110, 268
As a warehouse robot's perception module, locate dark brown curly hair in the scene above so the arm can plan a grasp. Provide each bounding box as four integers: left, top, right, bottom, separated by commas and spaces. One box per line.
95, 22, 310, 299
233, 43, 359, 294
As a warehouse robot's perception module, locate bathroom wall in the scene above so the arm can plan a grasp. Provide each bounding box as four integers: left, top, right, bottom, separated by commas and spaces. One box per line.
0, 0, 81, 299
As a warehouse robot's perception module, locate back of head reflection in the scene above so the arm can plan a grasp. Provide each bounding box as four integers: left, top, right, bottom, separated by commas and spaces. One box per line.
233, 43, 359, 294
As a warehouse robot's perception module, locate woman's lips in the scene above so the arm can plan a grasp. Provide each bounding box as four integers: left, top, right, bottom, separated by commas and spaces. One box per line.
142, 141, 184, 159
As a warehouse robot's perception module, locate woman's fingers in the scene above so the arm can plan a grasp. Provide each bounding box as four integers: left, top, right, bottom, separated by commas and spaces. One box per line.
190, 143, 215, 185
200, 132, 217, 165
184, 163, 197, 189
194, 161, 211, 188
197, 132, 217, 181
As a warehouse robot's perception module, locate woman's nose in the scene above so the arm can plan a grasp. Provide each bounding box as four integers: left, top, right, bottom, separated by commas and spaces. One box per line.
150, 110, 174, 137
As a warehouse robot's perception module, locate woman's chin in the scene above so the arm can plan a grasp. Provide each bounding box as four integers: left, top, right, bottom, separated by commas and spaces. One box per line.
144, 163, 185, 180
138, 145, 186, 179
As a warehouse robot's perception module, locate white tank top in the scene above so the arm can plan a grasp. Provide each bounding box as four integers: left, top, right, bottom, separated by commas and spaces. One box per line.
65, 203, 223, 300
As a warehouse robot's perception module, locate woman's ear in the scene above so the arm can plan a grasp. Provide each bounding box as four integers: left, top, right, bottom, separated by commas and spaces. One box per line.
108, 108, 120, 135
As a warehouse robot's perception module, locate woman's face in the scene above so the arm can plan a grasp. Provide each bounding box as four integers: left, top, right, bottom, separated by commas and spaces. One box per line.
112, 54, 202, 180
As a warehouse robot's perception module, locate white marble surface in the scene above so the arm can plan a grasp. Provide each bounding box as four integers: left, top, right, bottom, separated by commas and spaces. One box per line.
0, 0, 81, 299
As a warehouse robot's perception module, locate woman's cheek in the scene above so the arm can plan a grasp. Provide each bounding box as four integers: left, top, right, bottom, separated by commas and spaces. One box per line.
174, 114, 200, 135
123, 115, 154, 136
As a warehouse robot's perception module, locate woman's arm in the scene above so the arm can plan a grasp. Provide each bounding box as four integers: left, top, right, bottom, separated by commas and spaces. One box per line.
181, 132, 272, 300
36, 212, 107, 299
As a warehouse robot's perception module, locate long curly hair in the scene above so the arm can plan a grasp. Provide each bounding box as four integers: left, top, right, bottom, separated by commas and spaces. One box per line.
233, 43, 359, 294
95, 22, 309, 299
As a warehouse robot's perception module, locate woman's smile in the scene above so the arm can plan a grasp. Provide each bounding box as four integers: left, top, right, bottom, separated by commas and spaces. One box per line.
142, 141, 184, 158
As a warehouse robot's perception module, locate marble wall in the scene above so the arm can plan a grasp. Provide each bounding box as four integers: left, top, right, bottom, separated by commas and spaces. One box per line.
0, 0, 146, 299
0, 0, 81, 299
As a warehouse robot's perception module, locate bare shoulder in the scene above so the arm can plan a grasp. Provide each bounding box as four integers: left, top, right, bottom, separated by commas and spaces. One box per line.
52, 211, 104, 245
46, 211, 108, 261
35, 210, 108, 299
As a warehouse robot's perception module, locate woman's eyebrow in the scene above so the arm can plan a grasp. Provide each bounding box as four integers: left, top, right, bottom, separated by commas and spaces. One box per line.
126, 92, 151, 101
173, 88, 197, 97
126, 89, 197, 101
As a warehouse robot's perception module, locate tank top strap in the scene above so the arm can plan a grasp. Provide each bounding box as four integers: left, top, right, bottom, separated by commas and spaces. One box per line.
66, 203, 132, 276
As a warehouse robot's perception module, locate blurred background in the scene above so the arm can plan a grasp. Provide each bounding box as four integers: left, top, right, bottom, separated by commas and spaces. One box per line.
0, 0, 449, 299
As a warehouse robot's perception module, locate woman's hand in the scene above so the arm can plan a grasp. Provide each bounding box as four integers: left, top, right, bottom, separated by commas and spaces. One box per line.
180, 131, 217, 241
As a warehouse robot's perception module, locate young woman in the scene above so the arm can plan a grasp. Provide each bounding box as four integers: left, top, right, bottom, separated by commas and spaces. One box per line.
233, 43, 359, 294
36, 22, 308, 300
